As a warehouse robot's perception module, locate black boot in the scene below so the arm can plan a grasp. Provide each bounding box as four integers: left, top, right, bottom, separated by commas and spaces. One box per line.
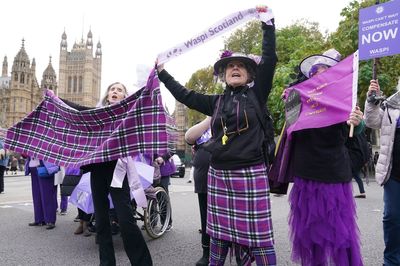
195, 246, 209, 266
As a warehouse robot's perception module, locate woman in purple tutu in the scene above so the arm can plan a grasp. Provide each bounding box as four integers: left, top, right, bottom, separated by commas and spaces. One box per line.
284, 49, 364, 266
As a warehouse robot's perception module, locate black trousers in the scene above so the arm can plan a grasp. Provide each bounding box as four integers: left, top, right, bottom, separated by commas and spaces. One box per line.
0, 165, 5, 192
89, 160, 153, 266
198, 193, 210, 248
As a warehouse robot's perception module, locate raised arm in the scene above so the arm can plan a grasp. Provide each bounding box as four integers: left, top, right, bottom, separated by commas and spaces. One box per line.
185, 116, 212, 145
157, 64, 218, 116
253, 18, 277, 105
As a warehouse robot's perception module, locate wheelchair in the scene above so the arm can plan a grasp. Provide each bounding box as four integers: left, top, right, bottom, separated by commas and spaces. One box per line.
132, 185, 172, 239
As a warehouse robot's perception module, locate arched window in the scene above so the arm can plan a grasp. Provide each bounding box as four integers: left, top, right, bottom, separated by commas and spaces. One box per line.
68, 76, 72, 92
20, 73, 25, 84
73, 76, 77, 92
14, 73, 18, 81
79, 76, 83, 92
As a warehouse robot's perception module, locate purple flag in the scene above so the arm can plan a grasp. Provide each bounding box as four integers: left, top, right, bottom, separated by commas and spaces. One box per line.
269, 52, 358, 184
4, 68, 169, 169
285, 52, 358, 135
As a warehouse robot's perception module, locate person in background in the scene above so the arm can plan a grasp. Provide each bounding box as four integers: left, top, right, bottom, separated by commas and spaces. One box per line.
157, 6, 277, 264
156, 151, 176, 231
185, 117, 212, 266
58, 189, 68, 215
0, 138, 9, 194
26, 157, 59, 229
10, 156, 18, 175
187, 163, 194, 184
282, 48, 364, 265
18, 157, 25, 171
364, 79, 400, 266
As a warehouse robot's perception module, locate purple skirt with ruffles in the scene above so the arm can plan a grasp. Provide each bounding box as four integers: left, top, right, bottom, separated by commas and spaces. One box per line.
289, 177, 363, 266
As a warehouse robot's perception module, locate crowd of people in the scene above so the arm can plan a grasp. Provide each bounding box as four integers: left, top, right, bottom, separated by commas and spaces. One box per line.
1, 5, 399, 266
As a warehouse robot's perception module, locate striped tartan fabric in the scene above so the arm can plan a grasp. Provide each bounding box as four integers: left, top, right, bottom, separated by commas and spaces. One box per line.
4, 70, 169, 168
207, 163, 274, 247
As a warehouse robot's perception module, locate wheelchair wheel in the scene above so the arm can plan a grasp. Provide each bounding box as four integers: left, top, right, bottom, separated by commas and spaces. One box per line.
144, 186, 171, 239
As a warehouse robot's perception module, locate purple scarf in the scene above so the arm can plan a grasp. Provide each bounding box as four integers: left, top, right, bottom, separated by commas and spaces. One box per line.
5, 69, 169, 168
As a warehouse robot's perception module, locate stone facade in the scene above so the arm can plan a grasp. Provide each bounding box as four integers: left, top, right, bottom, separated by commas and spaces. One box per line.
173, 100, 190, 161
0, 40, 46, 128
58, 30, 102, 107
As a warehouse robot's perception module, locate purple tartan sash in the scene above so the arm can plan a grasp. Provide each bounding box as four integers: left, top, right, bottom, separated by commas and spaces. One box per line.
5, 69, 169, 168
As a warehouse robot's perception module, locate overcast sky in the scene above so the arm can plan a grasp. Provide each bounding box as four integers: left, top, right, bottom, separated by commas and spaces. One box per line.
1, 0, 355, 111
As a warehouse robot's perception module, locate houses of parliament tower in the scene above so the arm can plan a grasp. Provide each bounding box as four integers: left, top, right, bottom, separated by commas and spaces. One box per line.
58, 30, 102, 107
0, 30, 102, 129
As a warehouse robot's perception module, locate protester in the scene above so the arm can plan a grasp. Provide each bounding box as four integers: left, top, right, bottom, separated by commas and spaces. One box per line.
364, 79, 400, 266
187, 164, 194, 184
155, 151, 175, 231
185, 117, 212, 266
81, 82, 153, 266
58, 190, 68, 215
0, 139, 9, 194
282, 49, 364, 265
10, 156, 18, 175
157, 7, 277, 264
26, 157, 59, 229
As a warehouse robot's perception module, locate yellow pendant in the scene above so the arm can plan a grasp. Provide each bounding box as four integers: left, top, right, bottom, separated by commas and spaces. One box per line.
222, 134, 228, 145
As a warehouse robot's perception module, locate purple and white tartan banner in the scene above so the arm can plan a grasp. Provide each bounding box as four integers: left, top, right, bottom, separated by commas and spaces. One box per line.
4, 69, 169, 168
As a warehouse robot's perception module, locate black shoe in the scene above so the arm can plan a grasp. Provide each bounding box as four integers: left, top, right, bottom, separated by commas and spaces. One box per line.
87, 223, 96, 233
195, 255, 209, 266
354, 194, 366, 198
46, 223, 56, 230
111, 222, 119, 235
29, 222, 45, 226
166, 224, 173, 231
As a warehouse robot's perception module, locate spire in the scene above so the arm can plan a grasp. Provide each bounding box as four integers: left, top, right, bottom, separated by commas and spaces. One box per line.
86, 28, 93, 48
61, 29, 68, 50
31, 58, 36, 73
41, 55, 57, 91
12, 38, 30, 73
95, 40, 102, 57
2, 56, 8, 77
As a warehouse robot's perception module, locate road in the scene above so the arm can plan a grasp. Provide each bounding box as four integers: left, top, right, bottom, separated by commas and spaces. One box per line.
0, 170, 384, 265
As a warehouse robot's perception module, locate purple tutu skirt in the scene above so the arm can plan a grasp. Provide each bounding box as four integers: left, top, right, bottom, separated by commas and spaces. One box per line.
288, 177, 363, 266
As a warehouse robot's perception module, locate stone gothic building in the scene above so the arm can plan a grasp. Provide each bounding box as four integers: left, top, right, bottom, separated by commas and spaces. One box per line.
173, 101, 190, 161
0, 40, 56, 128
58, 30, 102, 107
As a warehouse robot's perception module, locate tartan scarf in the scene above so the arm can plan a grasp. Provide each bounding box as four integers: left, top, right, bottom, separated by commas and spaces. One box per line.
4, 69, 169, 168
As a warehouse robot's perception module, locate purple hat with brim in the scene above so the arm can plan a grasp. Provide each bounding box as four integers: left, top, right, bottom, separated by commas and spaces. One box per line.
299, 48, 342, 78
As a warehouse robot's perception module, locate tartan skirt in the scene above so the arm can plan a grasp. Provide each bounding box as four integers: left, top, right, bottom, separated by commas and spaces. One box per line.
206, 163, 274, 247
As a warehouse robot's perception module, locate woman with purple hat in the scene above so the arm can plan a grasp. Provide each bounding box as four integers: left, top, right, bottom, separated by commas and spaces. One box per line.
157, 6, 277, 265
283, 49, 364, 266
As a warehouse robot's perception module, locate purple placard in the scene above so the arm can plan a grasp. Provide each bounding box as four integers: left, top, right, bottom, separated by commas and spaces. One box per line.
359, 1, 400, 60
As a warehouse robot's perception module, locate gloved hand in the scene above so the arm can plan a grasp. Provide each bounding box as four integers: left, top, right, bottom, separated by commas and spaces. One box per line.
256, 5, 274, 25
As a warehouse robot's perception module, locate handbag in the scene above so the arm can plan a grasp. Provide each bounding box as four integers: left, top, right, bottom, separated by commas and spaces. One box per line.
37, 166, 52, 179
61, 175, 82, 196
